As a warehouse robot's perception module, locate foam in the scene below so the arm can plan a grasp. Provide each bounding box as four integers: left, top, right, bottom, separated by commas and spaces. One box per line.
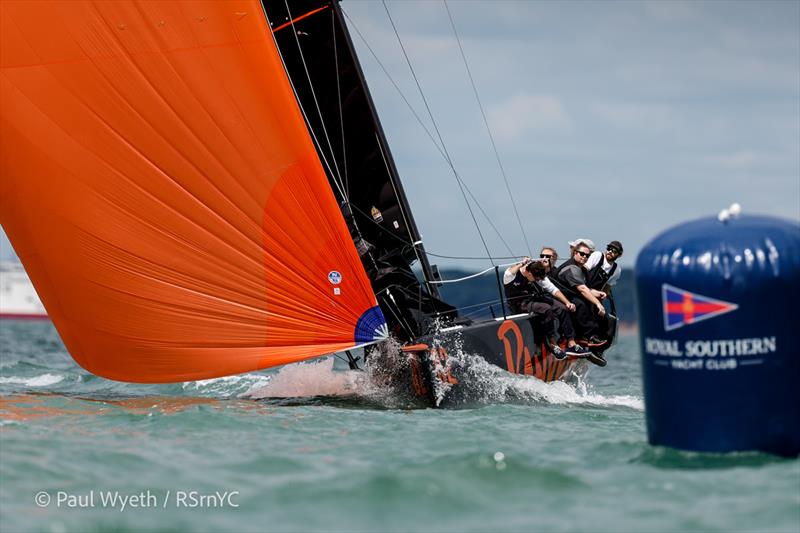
446, 352, 644, 409
238, 343, 643, 411
183, 374, 272, 396
242, 358, 360, 399
0, 374, 64, 387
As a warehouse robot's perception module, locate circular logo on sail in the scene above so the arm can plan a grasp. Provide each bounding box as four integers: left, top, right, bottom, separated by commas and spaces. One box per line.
328, 271, 342, 285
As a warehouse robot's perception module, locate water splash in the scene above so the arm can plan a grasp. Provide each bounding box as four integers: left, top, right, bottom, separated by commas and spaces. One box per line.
436, 350, 643, 409
183, 374, 272, 398
239, 339, 643, 411
0, 373, 64, 387
242, 358, 360, 400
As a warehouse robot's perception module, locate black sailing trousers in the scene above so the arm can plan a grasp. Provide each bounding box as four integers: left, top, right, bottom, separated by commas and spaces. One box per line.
570, 297, 606, 339
550, 300, 576, 340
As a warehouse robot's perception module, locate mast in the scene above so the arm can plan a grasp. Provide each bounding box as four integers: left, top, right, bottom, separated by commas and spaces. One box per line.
328, 0, 441, 300
263, 0, 457, 340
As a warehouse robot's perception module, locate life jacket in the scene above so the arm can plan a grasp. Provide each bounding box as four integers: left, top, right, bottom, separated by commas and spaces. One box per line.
549, 258, 585, 299
504, 270, 549, 313
586, 256, 617, 291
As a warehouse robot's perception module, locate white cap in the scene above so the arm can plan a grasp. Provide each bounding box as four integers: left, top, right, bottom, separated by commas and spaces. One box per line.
568, 238, 595, 250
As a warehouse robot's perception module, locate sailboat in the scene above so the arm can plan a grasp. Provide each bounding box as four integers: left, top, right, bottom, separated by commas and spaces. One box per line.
0, 0, 612, 407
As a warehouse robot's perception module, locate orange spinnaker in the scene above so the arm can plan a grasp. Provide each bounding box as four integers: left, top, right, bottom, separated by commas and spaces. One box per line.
0, 0, 384, 382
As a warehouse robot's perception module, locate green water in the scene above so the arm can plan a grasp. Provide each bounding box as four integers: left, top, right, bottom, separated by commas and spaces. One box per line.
1, 320, 798, 532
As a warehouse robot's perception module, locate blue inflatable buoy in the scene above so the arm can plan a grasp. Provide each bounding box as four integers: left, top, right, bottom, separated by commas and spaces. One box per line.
636, 208, 800, 457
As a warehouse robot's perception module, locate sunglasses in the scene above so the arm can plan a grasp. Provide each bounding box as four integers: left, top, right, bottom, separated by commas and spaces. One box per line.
576, 250, 591, 258
607, 247, 621, 255
539, 254, 553, 259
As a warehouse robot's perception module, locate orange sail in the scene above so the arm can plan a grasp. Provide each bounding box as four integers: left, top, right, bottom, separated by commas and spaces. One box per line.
0, 0, 386, 382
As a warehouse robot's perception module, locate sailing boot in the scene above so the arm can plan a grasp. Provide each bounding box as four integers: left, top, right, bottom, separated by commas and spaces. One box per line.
549, 344, 567, 360
586, 351, 607, 367
566, 344, 590, 357
585, 336, 609, 349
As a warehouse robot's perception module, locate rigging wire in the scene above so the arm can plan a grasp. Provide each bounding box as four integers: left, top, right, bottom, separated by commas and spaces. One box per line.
348, 200, 522, 261
283, 0, 347, 199
268, 21, 347, 202
331, 10, 350, 197
381, 0, 496, 266
443, 0, 532, 256
340, 7, 514, 257
428, 261, 519, 284
373, 132, 433, 277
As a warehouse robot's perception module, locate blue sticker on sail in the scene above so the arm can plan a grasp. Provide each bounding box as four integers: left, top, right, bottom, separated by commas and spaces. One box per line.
328, 271, 342, 285
355, 306, 388, 343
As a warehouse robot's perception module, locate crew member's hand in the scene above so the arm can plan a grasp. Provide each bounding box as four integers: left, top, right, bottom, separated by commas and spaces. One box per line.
596, 304, 606, 317
566, 302, 576, 312
592, 289, 607, 300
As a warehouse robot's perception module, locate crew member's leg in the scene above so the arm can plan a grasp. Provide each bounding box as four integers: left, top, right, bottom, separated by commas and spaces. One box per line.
570, 298, 600, 339
524, 301, 556, 339
526, 301, 568, 359
550, 300, 576, 340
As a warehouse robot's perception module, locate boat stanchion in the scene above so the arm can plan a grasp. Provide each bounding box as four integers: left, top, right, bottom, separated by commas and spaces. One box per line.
494, 266, 507, 320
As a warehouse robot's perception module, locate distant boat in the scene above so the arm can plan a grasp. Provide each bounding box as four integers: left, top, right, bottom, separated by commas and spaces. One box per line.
0, 0, 612, 405
0, 262, 48, 320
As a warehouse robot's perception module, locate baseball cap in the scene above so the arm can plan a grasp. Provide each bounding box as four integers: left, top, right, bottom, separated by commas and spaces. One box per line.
568, 238, 595, 251
607, 240, 623, 255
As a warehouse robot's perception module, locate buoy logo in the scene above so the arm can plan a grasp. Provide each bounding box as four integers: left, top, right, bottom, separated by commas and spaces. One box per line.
662, 284, 738, 332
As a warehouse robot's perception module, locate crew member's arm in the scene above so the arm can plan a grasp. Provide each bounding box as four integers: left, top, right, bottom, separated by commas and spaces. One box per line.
541, 277, 576, 311
577, 284, 606, 317
590, 288, 607, 300
555, 290, 576, 311
503, 257, 530, 284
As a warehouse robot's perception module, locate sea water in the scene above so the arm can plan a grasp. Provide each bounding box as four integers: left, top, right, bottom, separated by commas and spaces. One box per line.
0, 320, 797, 532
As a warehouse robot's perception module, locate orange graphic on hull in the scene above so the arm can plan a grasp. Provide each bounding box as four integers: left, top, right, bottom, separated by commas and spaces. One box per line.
497, 320, 532, 375
498, 320, 572, 381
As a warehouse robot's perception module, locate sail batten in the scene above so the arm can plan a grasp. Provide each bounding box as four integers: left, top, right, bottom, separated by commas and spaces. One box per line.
1, 0, 386, 382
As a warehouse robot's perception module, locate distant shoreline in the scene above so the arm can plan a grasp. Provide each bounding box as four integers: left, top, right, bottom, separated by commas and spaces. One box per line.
618, 322, 638, 337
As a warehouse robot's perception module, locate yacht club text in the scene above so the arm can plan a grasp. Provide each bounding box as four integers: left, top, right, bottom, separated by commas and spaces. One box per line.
644, 336, 776, 370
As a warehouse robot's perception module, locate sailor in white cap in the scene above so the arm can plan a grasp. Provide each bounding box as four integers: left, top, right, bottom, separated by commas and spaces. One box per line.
568, 238, 596, 254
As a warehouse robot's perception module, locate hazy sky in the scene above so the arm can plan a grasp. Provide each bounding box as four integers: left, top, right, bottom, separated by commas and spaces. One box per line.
2, 0, 798, 271
340, 0, 800, 269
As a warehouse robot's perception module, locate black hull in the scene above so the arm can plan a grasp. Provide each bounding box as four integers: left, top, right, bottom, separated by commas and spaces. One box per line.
400, 314, 593, 408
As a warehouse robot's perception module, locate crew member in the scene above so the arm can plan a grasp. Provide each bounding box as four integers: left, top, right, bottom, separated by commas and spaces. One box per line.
503, 259, 584, 359
528, 258, 588, 356
555, 243, 610, 358
585, 240, 623, 295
